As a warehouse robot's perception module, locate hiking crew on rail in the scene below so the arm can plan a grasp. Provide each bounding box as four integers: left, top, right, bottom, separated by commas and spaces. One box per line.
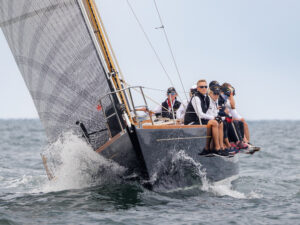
150, 80, 260, 156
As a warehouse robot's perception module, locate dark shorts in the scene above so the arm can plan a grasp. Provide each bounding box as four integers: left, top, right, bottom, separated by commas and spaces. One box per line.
234, 120, 244, 139
185, 119, 209, 125
201, 119, 209, 125
228, 121, 244, 142
223, 120, 228, 139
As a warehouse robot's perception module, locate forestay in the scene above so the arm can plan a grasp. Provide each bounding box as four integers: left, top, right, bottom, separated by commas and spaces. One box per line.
0, 0, 114, 147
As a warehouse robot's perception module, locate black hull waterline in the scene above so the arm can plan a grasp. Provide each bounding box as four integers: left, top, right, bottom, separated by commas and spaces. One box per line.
96, 126, 239, 187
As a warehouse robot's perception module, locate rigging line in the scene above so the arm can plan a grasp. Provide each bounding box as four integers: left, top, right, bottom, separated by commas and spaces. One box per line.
143, 87, 166, 92
126, 0, 175, 89
152, 0, 188, 101
133, 88, 169, 111
122, 81, 169, 110
143, 86, 189, 97
125, 83, 185, 112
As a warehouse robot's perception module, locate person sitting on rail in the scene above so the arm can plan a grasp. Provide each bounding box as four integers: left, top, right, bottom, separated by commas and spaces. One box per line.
184, 80, 229, 156
153, 87, 181, 119
220, 83, 260, 151
176, 85, 197, 123
218, 83, 247, 150
208, 81, 239, 153
208, 81, 232, 150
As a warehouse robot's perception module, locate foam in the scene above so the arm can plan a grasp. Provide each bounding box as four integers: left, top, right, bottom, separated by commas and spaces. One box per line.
202, 175, 246, 199
149, 150, 261, 199
39, 132, 126, 193
149, 150, 208, 191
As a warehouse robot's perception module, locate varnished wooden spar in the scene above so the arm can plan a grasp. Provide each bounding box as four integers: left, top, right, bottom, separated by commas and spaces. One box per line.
95, 133, 122, 153
41, 154, 54, 180
82, 0, 133, 124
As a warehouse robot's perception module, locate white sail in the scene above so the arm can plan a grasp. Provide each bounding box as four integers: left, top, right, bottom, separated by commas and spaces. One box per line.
0, 0, 115, 147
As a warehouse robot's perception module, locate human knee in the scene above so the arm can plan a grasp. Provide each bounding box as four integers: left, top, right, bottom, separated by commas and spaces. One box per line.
209, 120, 218, 127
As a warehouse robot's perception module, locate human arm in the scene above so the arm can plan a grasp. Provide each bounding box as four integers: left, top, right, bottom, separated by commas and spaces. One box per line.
153, 105, 162, 114
135, 107, 155, 116
191, 97, 214, 120
226, 96, 242, 120
228, 94, 236, 109
229, 108, 242, 120
176, 102, 186, 120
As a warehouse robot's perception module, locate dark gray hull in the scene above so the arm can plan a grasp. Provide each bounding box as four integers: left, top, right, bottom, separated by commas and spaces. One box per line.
96, 126, 239, 187
135, 127, 239, 183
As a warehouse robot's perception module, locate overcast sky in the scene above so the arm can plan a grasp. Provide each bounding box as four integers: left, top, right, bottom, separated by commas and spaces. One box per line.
1, 0, 300, 120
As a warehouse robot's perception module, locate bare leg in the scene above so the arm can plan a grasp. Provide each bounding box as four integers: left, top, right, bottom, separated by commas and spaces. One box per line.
208, 120, 220, 150
224, 138, 231, 148
241, 118, 250, 142
206, 125, 212, 150
218, 122, 224, 149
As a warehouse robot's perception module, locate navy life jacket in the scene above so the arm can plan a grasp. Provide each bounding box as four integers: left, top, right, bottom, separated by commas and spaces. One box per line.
184, 92, 210, 125
161, 98, 181, 119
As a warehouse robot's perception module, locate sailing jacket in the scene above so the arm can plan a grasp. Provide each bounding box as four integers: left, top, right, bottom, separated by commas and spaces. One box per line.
184, 92, 211, 125
160, 98, 181, 119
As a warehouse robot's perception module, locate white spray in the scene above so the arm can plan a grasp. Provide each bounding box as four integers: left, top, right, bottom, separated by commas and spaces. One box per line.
40, 132, 126, 192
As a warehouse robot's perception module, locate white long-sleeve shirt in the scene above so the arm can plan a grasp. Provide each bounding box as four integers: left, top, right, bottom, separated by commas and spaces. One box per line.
176, 99, 189, 120
191, 95, 215, 121
206, 96, 219, 118
221, 94, 242, 120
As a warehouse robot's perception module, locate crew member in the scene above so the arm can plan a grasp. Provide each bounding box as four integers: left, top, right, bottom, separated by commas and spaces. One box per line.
184, 80, 229, 156
154, 87, 181, 119
220, 83, 260, 151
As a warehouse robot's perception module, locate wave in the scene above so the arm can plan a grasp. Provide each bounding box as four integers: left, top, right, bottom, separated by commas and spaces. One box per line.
38, 132, 126, 193
147, 150, 208, 191
148, 150, 261, 199
0, 132, 262, 200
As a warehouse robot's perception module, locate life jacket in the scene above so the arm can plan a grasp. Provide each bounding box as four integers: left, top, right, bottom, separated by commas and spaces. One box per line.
161, 98, 181, 119
184, 92, 210, 125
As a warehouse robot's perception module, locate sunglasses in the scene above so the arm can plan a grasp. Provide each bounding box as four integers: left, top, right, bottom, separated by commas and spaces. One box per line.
168, 92, 176, 95
198, 86, 208, 89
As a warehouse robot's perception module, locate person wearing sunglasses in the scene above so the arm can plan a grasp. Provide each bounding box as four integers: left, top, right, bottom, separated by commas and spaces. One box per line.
153, 87, 181, 119
184, 80, 229, 156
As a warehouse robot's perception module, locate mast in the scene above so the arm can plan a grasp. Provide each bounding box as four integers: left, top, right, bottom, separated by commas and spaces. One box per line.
81, 0, 133, 125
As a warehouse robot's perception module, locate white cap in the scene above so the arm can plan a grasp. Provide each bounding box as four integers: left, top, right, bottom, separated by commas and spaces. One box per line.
191, 85, 197, 89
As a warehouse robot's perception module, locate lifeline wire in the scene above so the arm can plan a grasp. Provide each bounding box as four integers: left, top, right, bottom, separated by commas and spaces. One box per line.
123, 81, 169, 111
152, 0, 188, 101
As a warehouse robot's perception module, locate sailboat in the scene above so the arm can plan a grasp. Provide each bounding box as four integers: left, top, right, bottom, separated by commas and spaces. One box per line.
0, 0, 238, 186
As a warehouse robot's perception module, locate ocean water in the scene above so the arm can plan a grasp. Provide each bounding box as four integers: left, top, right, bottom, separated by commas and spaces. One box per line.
1, 119, 300, 225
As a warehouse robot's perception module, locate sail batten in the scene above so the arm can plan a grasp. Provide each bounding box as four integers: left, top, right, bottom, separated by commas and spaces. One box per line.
0, 0, 116, 147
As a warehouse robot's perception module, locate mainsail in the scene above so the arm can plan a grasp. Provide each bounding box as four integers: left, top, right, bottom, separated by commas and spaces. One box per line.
0, 0, 116, 147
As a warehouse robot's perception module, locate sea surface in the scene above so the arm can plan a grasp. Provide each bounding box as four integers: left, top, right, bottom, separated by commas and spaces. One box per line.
0, 119, 300, 225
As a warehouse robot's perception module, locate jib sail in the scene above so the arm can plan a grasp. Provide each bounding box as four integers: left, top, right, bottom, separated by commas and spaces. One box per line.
0, 0, 118, 147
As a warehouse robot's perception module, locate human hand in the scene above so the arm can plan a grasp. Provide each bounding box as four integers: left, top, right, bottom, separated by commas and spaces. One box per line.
215, 116, 222, 124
